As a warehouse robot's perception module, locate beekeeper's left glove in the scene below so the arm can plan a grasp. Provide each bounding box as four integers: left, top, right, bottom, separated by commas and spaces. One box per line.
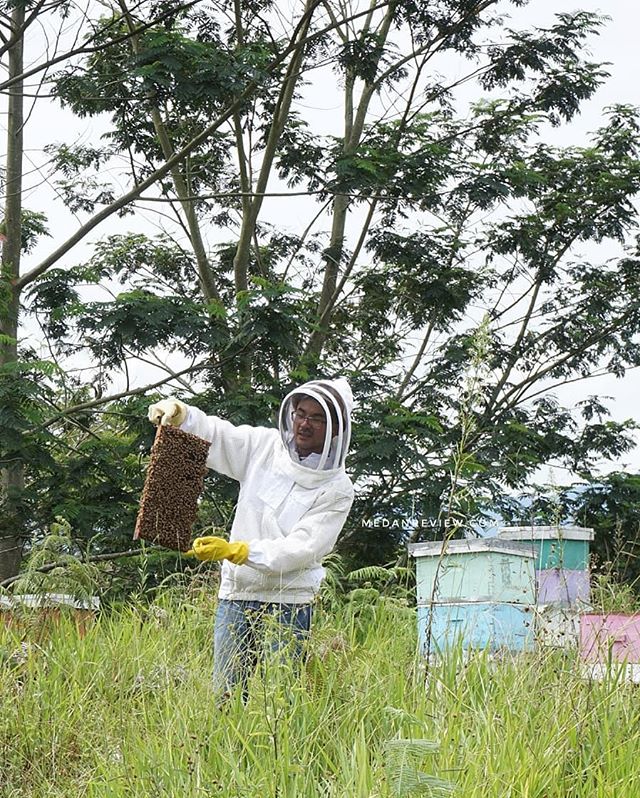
185, 536, 249, 565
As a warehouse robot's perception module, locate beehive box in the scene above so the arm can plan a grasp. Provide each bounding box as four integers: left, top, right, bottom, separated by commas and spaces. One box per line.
408, 539, 536, 605
417, 602, 535, 655
498, 526, 594, 571
579, 613, 640, 683
579, 662, 640, 684
0, 593, 100, 639
409, 539, 536, 655
537, 568, 591, 608
580, 613, 640, 663
535, 604, 581, 648
134, 425, 210, 552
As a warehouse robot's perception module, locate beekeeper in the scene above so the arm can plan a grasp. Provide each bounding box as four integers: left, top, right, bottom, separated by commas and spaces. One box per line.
147, 378, 354, 698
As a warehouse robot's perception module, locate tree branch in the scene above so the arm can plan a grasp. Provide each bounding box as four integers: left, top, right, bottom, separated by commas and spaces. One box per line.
0, 545, 167, 590
0, 1, 203, 91
16, 0, 391, 293
231, 0, 318, 296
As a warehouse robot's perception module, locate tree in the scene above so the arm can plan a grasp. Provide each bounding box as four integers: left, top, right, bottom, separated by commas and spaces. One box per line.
0, 0, 361, 580
1, 0, 26, 579
571, 473, 640, 590
3, 0, 640, 584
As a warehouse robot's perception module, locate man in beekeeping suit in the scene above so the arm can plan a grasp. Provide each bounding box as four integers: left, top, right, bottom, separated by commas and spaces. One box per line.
148, 378, 354, 699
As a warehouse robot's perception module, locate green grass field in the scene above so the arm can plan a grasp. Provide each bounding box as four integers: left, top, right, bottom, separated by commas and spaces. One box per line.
1, 591, 639, 797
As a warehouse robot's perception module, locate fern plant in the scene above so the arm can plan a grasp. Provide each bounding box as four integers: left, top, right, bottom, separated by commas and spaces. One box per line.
8, 517, 103, 604
347, 564, 414, 602
348, 565, 400, 584
318, 551, 348, 609
383, 738, 455, 797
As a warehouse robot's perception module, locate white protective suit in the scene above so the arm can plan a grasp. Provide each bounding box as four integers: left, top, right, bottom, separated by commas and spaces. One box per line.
180, 378, 354, 604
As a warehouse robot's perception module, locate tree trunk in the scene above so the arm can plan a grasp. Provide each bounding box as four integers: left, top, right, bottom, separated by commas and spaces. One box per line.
304, 2, 395, 362
0, 5, 25, 582
230, 0, 317, 384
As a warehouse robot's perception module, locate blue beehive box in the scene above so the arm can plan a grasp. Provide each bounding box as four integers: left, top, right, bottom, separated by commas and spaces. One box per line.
417, 602, 535, 655
409, 539, 536, 655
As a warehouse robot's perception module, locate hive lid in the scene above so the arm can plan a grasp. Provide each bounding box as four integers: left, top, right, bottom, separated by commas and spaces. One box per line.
408, 538, 535, 559
498, 525, 594, 542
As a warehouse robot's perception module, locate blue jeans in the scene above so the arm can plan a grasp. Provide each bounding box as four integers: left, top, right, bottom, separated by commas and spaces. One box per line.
213, 599, 312, 700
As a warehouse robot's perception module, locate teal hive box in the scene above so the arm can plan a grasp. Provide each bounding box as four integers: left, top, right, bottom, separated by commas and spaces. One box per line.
498, 526, 594, 571
408, 539, 536, 606
417, 602, 535, 654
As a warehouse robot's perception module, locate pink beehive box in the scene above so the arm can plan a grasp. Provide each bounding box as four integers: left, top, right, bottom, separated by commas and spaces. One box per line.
580, 613, 640, 663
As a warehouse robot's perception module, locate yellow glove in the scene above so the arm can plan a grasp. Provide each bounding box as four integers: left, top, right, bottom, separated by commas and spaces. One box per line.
147, 398, 188, 427
185, 536, 249, 565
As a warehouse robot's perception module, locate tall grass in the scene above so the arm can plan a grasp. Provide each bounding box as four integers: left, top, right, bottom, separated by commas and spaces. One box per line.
1, 592, 639, 797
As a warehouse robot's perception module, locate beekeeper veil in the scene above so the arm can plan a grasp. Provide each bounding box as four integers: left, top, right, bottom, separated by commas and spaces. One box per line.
279, 377, 353, 471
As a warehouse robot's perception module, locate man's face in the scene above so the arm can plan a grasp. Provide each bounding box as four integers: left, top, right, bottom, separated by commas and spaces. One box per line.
292, 397, 328, 457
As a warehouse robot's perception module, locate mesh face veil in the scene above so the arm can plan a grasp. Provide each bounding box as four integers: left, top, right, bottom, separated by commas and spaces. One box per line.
278, 378, 353, 471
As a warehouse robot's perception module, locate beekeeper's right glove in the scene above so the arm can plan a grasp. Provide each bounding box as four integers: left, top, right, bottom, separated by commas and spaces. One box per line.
147, 398, 188, 427
185, 536, 249, 565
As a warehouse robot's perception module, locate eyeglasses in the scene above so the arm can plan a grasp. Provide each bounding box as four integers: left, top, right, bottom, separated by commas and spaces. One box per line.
291, 409, 327, 428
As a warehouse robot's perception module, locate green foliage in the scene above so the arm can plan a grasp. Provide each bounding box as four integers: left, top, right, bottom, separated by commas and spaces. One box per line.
482, 12, 609, 126
365, 229, 479, 328
590, 571, 640, 615
33, 429, 143, 550
574, 474, 640, 578
0, 355, 57, 464
0, 209, 50, 254
333, 114, 456, 202
79, 290, 215, 366
347, 565, 396, 585
5, 0, 640, 587
53, 10, 275, 186
44, 142, 112, 175
384, 738, 454, 797
337, 32, 388, 84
